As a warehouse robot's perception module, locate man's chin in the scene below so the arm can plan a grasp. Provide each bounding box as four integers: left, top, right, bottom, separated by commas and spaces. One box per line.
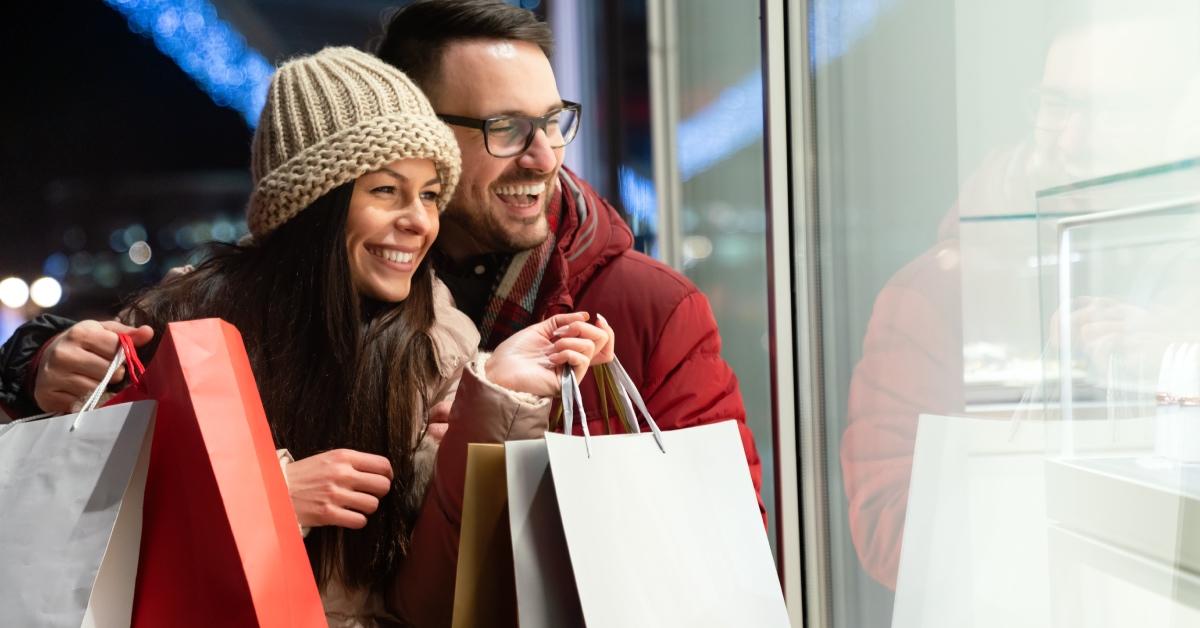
499, 217, 551, 252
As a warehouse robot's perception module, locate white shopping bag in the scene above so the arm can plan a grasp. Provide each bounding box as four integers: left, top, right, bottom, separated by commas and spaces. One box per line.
505, 438, 583, 628
505, 359, 788, 628
0, 400, 155, 628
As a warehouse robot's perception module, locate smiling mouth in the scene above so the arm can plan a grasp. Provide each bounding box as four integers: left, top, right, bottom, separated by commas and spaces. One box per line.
493, 181, 547, 209
366, 245, 417, 265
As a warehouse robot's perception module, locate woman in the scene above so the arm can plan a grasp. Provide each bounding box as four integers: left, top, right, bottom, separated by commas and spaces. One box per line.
116, 47, 612, 626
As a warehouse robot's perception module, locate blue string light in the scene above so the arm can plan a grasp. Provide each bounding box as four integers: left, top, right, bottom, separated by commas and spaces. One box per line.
619, 70, 768, 234
619, 165, 658, 227
102, 0, 274, 127
811, 0, 899, 68
618, 0, 898, 235
677, 71, 764, 181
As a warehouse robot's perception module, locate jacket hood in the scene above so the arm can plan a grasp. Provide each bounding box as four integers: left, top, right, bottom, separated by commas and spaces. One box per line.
540, 168, 635, 311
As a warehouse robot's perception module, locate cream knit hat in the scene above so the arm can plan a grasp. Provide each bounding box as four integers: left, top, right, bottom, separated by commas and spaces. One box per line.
247, 46, 460, 238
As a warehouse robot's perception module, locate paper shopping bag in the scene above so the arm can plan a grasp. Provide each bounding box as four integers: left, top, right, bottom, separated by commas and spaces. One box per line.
106, 318, 325, 627
505, 438, 583, 628
503, 360, 788, 628
452, 443, 517, 628
0, 400, 155, 628
544, 421, 787, 628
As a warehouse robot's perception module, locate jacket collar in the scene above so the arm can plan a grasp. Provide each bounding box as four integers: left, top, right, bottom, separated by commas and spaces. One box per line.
544, 167, 634, 300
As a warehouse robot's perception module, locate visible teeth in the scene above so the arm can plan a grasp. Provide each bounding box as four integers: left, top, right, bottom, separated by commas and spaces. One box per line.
494, 182, 546, 197
368, 246, 415, 264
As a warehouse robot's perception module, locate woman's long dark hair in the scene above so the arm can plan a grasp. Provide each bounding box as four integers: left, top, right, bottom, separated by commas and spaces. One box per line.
126, 182, 439, 592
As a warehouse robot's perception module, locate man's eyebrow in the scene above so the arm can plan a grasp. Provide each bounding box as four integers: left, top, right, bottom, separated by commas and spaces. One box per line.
488, 103, 567, 118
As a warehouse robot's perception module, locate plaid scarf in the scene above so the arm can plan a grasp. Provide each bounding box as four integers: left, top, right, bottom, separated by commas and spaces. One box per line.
478, 213, 559, 348
478, 171, 591, 349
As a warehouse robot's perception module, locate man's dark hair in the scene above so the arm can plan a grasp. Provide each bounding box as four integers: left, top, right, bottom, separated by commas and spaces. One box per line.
375, 0, 554, 94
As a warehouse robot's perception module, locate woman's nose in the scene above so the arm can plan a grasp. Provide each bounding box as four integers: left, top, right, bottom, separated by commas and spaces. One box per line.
397, 197, 434, 234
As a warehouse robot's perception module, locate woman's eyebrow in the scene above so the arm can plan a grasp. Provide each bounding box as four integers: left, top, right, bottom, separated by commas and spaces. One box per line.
378, 167, 409, 182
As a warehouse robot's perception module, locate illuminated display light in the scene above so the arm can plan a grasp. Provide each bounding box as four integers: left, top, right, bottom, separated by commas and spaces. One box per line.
102, 0, 275, 126
129, 241, 153, 265
30, 278, 63, 308
43, 253, 69, 279
0, 277, 30, 309
94, 262, 122, 288
681, 235, 714, 261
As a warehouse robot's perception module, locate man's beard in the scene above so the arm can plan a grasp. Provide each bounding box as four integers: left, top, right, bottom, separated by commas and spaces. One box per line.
444, 179, 555, 254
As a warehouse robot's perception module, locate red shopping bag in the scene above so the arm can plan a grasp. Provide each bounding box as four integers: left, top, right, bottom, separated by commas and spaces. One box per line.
107, 319, 325, 627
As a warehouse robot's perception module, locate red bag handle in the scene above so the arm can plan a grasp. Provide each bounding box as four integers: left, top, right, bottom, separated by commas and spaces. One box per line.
117, 333, 146, 387
72, 332, 146, 429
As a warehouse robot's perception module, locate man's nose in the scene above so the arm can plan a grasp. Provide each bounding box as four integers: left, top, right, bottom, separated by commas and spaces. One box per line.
517, 128, 559, 174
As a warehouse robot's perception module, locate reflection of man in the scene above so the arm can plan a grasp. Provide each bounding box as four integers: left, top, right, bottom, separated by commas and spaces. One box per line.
1028, 15, 1199, 189
840, 215, 964, 591
840, 8, 1200, 591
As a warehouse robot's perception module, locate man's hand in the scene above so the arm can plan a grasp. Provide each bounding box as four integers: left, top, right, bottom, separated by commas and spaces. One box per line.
485, 312, 616, 397
33, 320, 154, 413
284, 449, 394, 529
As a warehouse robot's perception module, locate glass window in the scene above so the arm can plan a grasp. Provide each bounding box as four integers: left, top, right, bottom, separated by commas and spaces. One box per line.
615, 0, 777, 556
671, 1, 777, 551
804, 0, 1200, 625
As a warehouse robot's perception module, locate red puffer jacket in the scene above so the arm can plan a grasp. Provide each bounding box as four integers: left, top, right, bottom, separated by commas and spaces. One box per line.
392, 171, 766, 628
537, 170, 764, 513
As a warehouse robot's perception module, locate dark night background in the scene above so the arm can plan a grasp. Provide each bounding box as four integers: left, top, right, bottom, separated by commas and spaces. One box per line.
0, 0, 650, 335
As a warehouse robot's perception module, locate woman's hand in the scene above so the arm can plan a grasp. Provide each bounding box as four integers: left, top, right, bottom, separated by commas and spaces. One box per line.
485, 312, 616, 397
284, 449, 393, 529
34, 320, 154, 413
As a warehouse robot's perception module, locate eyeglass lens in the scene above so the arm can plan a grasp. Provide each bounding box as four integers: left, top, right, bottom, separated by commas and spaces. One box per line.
485, 107, 580, 157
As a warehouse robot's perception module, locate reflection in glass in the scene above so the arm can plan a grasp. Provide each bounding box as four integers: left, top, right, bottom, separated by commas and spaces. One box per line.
810, 0, 1200, 626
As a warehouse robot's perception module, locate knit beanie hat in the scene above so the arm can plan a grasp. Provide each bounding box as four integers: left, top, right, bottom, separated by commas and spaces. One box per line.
247, 46, 460, 238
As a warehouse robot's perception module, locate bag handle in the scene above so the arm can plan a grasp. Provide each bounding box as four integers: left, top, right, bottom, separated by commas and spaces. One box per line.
605, 358, 666, 453
559, 356, 667, 456
71, 333, 145, 431
594, 361, 636, 435
560, 368, 592, 457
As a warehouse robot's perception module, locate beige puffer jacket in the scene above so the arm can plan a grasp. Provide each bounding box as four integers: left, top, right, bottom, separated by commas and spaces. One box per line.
278, 277, 550, 627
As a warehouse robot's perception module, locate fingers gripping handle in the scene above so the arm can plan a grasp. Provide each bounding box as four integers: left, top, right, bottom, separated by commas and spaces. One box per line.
71, 333, 146, 430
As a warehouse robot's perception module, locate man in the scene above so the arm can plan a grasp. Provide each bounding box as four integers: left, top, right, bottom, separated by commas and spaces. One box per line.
373, 2, 763, 623
0, 0, 763, 621
377, 0, 760, 472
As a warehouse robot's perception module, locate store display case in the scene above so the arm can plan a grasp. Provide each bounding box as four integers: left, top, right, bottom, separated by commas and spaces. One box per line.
1036, 158, 1200, 627
1038, 157, 1200, 424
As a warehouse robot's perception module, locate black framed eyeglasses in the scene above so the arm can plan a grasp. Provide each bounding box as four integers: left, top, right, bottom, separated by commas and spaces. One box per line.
438, 101, 582, 158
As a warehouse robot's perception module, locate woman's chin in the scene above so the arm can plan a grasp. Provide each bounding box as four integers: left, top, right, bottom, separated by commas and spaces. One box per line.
361, 280, 412, 303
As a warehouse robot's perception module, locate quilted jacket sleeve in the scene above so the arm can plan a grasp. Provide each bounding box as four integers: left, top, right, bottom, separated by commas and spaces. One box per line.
641, 289, 765, 518
390, 355, 550, 628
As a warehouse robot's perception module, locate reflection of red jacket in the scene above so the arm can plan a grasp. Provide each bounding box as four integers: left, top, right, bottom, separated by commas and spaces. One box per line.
535, 170, 763, 510
840, 238, 963, 590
